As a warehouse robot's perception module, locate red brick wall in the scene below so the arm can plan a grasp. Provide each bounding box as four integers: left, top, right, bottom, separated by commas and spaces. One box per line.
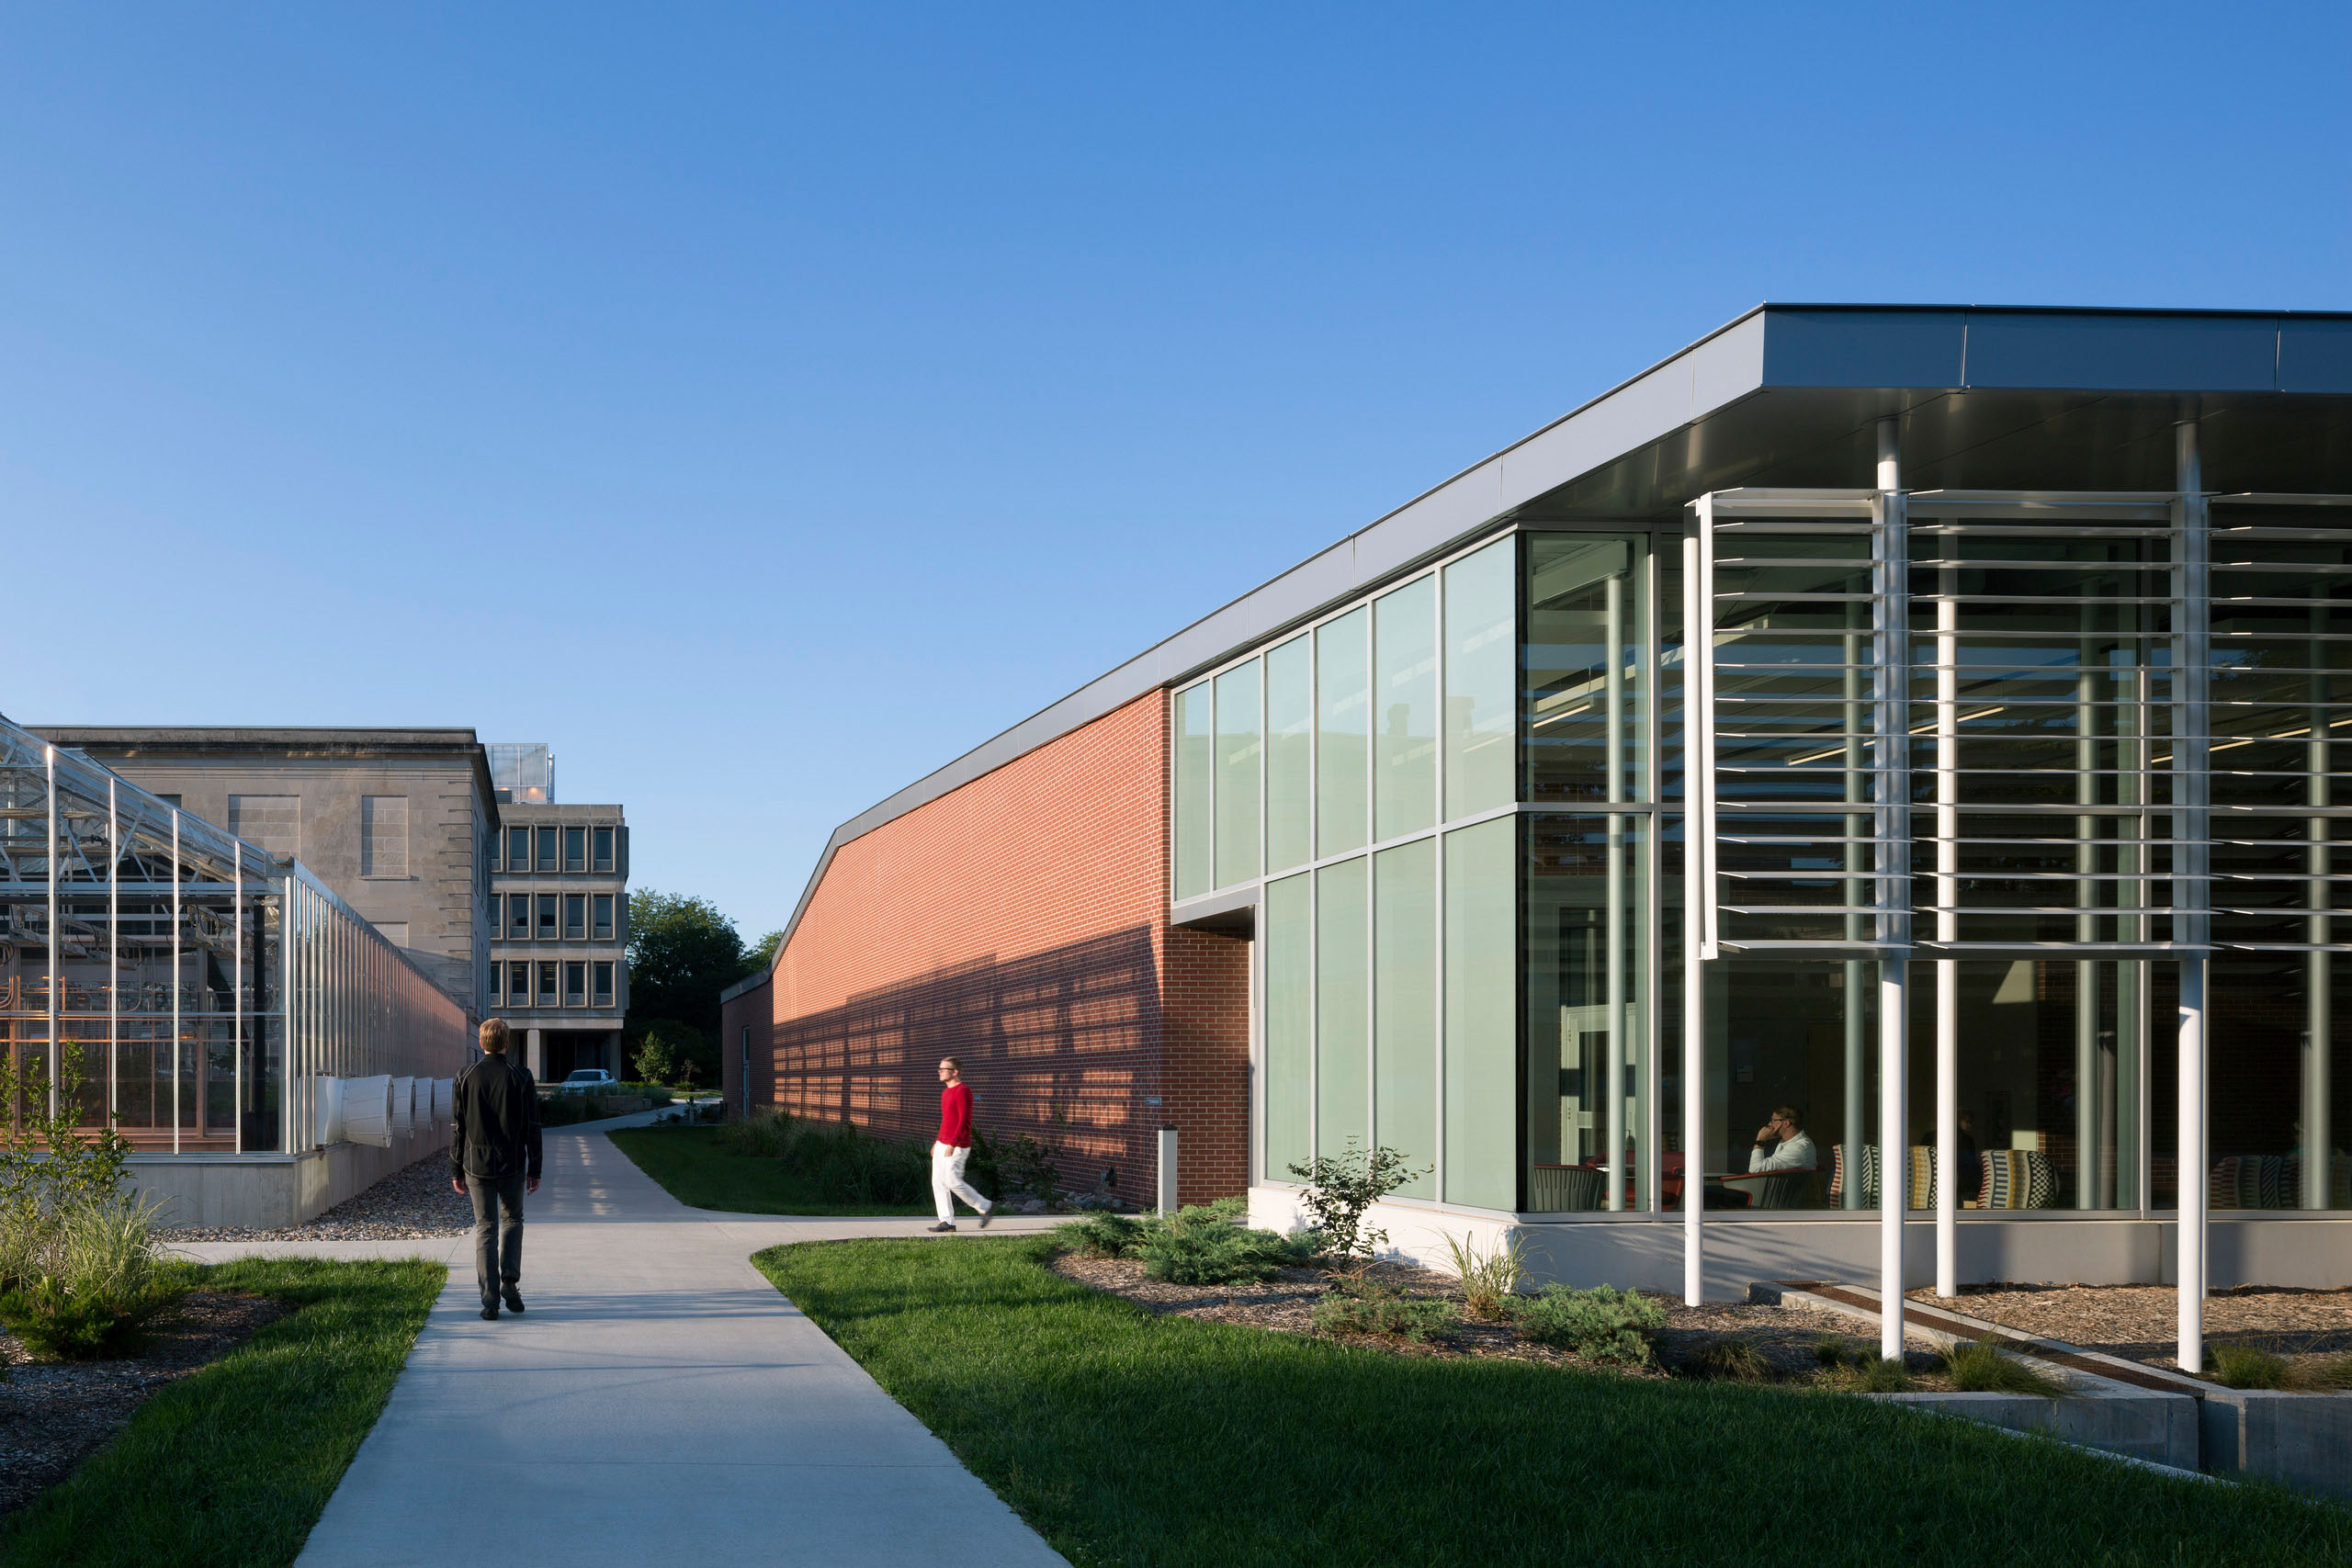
723, 691, 1251, 1207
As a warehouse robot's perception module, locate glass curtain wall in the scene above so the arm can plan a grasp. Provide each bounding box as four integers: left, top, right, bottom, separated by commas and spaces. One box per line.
1190, 538, 1519, 1206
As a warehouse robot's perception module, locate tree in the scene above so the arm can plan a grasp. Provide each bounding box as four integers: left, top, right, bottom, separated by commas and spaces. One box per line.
743, 928, 784, 977
625, 890, 746, 1054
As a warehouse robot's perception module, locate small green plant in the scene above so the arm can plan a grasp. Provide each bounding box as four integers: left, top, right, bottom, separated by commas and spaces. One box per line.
1285, 1140, 1427, 1263
1136, 1204, 1315, 1285
1813, 1336, 1852, 1369
2207, 1342, 2292, 1390
1821, 1353, 1917, 1393
1442, 1229, 1526, 1320
1697, 1336, 1773, 1382
1511, 1283, 1666, 1365
1941, 1340, 2071, 1396
1313, 1280, 1455, 1344
1057, 1211, 1151, 1258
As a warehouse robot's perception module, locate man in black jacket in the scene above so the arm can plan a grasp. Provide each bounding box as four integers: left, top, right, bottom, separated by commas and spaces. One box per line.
451, 1019, 544, 1321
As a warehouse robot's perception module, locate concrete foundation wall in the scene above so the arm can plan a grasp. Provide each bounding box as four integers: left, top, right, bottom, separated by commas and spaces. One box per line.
1248, 1187, 2352, 1292
2200, 1389, 2352, 1499
130, 1122, 449, 1230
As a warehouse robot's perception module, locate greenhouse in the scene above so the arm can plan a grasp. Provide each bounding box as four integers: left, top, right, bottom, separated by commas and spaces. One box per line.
0, 715, 469, 1225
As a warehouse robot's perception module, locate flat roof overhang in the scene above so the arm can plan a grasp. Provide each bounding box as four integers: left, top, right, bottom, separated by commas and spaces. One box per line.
726, 303, 2352, 995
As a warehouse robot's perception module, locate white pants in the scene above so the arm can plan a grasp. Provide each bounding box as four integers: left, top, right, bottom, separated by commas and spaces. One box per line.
932, 1141, 988, 1222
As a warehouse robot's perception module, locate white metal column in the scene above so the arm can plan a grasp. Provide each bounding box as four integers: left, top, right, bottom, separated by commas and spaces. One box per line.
1681, 509, 1713, 1303
1873, 423, 1912, 1359
2174, 420, 2211, 1373
1934, 558, 1959, 1296
1605, 570, 1628, 1210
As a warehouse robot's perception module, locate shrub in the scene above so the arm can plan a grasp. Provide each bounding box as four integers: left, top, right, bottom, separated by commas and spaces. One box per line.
1283, 1140, 1427, 1263
1441, 1230, 1525, 1320
1057, 1212, 1150, 1258
1941, 1340, 2071, 1396
1511, 1283, 1666, 1365
1313, 1281, 1455, 1344
1697, 1337, 1773, 1382
2208, 1342, 2292, 1390
996, 1133, 1062, 1202
1135, 1205, 1315, 1286
0, 1192, 183, 1360
1813, 1336, 1852, 1369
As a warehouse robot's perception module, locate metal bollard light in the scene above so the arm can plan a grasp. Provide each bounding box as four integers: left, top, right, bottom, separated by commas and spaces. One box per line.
1157, 1126, 1179, 1214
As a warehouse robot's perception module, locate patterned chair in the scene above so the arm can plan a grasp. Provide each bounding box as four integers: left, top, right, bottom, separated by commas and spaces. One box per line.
1528, 1163, 1606, 1212
2211, 1154, 2352, 1209
1977, 1149, 2058, 1210
1717, 1168, 1822, 1209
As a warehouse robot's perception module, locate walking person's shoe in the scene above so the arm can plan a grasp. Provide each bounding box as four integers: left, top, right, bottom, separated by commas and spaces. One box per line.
480, 1303, 500, 1321
502, 1286, 526, 1314
926, 1222, 956, 1233
978, 1201, 995, 1229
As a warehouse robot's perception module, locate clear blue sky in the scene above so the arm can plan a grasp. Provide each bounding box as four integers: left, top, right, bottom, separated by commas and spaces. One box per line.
6, 4, 2346, 941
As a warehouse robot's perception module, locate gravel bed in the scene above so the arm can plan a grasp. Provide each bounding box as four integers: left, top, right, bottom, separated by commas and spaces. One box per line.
161, 1154, 472, 1242
1049, 1253, 1940, 1384
1914, 1281, 2352, 1374
0, 1291, 288, 1517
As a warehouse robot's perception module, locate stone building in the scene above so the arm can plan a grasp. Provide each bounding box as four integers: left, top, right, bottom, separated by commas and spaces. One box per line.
483, 745, 630, 1080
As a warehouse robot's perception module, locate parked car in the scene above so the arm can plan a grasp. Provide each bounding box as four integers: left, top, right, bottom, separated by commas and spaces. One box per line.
553, 1068, 616, 1094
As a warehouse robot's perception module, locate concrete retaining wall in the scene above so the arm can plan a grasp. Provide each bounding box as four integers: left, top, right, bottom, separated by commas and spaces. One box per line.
128, 1124, 448, 1229
2198, 1388, 2352, 1499
1873, 1387, 2202, 1471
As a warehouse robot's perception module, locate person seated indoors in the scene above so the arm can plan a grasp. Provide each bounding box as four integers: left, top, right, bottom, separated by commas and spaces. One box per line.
1748, 1106, 1820, 1172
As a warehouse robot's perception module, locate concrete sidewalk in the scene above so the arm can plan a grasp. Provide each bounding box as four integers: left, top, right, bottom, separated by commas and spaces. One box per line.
198, 1125, 1069, 1567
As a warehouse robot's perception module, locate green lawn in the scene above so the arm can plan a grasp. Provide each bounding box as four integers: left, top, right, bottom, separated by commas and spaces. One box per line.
756, 1235, 2351, 1568
608, 1125, 932, 1215
2, 1257, 445, 1568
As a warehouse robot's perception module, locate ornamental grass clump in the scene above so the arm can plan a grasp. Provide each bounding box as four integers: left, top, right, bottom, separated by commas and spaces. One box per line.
0, 1191, 185, 1360
1940, 1339, 2071, 1396
1511, 1283, 1666, 1366
1696, 1336, 1774, 1382
1441, 1230, 1526, 1321
1818, 1351, 1917, 1393
2208, 1341, 2292, 1390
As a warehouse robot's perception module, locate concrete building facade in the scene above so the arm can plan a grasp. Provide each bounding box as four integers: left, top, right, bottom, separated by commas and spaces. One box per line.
485, 754, 629, 1080
32, 728, 497, 1022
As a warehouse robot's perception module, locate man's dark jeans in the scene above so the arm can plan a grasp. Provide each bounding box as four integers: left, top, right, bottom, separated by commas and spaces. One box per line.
468, 1172, 526, 1307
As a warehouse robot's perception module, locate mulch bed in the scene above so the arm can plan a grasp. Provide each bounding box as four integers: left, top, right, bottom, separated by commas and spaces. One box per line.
1050, 1253, 1951, 1387
162, 1154, 472, 1242
0, 1291, 289, 1517
1915, 1282, 2352, 1375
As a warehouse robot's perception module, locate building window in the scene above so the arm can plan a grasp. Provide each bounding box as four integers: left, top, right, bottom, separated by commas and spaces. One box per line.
537, 894, 558, 938
564, 962, 586, 1006
564, 826, 585, 872
508, 894, 530, 937
487, 964, 501, 1003
508, 826, 529, 871
373, 921, 410, 948
537, 962, 557, 1006
360, 795, 409, 877
593, 961, 614, 1006
509, 962, 530, 1004
486, 830, 500, 872
536, 827, 559, 872
593, 893, 614, 941
155, 794, 182, 809
564, 894, 585, 939
226, 795, 300, 859
593, 826, 615, 872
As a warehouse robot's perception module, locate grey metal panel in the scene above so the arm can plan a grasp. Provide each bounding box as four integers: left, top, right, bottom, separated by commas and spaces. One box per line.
1762, 309, 1965, 389
1962, 311, 2280, 391
1352, 458, 1504, 584
2280, 320, 2352, 393
1500, 347, 1702, 509
1690, 310, 1772, 413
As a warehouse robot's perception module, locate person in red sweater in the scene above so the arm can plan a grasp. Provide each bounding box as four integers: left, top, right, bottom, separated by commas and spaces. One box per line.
928, 1055, 994, 1232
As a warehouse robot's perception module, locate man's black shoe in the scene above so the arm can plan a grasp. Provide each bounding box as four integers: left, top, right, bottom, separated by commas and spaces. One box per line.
503, 1287, 526, 1314
926, 1222, 956, 1233
480, 1306, 500, 1321
978, 1202, 995, 1229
